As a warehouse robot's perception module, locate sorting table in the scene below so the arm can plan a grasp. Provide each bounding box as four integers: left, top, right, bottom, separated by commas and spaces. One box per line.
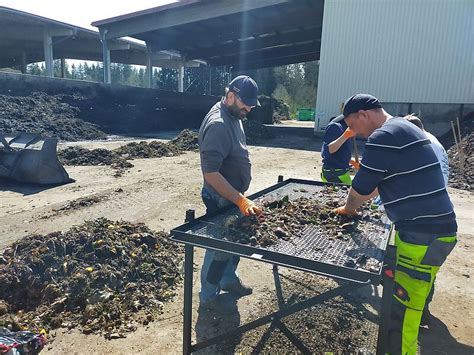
171, 177, 395, 354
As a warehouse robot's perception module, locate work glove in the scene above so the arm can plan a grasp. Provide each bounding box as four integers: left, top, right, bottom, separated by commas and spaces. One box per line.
349, 159, 360, 170
236, 196, 262, 216
342, 128, 356, 139
333, 206, 358, 216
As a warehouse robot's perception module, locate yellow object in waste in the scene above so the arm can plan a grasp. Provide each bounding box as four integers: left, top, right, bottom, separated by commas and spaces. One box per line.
85, 267, 94, 273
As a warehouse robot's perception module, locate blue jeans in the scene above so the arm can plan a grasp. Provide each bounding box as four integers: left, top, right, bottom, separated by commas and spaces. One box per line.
199, 187, 240, 303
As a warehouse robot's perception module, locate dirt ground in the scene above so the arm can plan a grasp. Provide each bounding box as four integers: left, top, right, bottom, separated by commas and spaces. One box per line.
1, 134, 473, 354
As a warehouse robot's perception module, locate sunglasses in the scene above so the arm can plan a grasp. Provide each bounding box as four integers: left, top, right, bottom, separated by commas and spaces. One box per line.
234, 93, 256, 109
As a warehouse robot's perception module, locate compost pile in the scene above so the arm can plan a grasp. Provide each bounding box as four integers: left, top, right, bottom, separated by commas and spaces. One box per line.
272, 98, 290, 122
446, 115, 474, 191
0, 92, 106, 141
0, 218, 182, 339
243, 119, 275, 144
167, 129, 199, 151
247, 96, 290, 124
57, 147, 133, 177
114, 141, 177, 159
58, 130, 199, 175
114, 129, 197, 159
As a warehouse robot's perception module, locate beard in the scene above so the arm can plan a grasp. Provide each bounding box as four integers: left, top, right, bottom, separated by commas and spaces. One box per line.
228, 102, 248, 119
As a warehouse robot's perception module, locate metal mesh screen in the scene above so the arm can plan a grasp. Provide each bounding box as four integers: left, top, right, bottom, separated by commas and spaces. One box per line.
183, 182, 390, 274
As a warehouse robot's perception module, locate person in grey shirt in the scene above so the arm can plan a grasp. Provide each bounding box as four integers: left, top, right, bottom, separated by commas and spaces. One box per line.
405, 115, 449, 186
198, 75, 262, 311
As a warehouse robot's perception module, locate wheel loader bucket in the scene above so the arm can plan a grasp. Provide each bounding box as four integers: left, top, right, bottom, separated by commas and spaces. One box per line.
0, 133, 71, 185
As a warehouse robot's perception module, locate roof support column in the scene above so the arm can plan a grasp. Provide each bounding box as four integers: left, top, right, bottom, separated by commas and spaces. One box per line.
43, 33, 54, 77
21, 51, 27, 74
178, 65, 184, 92
99, 30, 111, 84
146, 49, 153, 88
60, 58, 65, 78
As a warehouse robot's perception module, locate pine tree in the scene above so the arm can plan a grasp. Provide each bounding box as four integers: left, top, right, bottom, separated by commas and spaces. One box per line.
70, 64, 77, 79
26, 63, 41, 75
137, 67, 146, 87
156, 68, 178, 91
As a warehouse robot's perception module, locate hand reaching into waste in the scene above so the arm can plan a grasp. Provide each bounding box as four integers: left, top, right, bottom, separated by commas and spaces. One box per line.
333, 206, 359, 216
236, 196, 262, 216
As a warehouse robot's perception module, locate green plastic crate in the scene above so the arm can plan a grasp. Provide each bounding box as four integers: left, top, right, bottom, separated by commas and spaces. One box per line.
297, 108, 315, 121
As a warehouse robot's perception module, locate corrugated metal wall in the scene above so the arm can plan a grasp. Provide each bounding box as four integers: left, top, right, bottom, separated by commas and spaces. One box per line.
315, 0, 474, 132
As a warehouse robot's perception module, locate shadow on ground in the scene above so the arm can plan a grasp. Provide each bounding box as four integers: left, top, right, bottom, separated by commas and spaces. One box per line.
419, 315, 473, 354
0, 178, 71, 195
194, 293, 241, 354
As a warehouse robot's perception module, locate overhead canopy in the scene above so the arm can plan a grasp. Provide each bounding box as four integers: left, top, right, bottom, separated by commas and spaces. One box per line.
92, 0, 324, 70
0, 6, 186, 69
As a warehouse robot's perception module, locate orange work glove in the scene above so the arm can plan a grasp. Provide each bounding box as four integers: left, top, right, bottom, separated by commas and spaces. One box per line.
342, 128, 356, 139
350, 159, 360, 170
333, 206, 358, 216
235, 196, 262, 216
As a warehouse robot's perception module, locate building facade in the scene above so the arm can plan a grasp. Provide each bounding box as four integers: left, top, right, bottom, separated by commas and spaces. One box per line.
315, 0, 474, 135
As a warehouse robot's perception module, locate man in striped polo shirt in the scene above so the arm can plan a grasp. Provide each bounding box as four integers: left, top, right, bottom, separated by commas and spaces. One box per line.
334, 94, 457, 355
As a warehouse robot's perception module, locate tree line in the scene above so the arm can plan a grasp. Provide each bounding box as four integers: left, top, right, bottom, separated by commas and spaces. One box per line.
27, 60, 319, 118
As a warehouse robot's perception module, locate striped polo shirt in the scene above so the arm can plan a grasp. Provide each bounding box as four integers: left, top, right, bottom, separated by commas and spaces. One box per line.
352, 117, 457, 238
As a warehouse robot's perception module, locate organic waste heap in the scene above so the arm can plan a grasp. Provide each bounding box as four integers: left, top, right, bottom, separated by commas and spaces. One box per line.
220, 185, 384, 272
0, 92, 106, 141
446, 116, 474, 191
58, 129, 199, 176
0, 218, 182, 339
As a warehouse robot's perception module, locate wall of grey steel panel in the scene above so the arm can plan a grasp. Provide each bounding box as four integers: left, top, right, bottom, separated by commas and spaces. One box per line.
314, 0, 474, 134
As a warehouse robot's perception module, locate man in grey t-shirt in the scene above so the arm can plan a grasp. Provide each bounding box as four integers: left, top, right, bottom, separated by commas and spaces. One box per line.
405, 115, 449, 186
198, 75, 262, 311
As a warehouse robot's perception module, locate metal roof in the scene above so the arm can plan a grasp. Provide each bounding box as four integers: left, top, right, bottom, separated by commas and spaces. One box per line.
92, 0, 324, 70
0, 6, 158, 68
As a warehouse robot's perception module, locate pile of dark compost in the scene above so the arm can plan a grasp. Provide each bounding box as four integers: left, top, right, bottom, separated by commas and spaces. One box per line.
0, 218, 182, 339
57, 147, 133, 177
243, 119, 275, 144
58, 130, 199, 176
445, 114, 474, 191
0, 92, 106, 141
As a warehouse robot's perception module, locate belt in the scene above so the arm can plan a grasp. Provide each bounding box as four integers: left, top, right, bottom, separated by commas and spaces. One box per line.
322, 167, 349, 176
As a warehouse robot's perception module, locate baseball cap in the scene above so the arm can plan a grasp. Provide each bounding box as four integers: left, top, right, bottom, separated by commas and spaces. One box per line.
228, 75, 260, 107
342, 94, 382, 117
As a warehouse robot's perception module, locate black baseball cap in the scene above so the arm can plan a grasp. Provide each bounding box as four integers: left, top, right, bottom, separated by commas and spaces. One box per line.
343, 94, 382, 118
228, 75, 260, 107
